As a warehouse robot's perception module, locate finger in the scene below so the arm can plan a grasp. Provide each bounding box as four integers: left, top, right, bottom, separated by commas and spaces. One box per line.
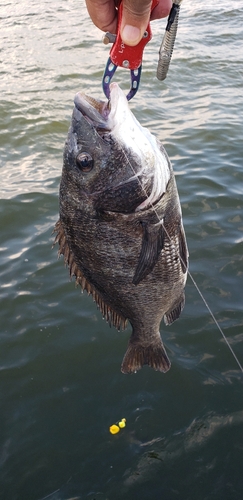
85, 0, 117, 32
150, 0, 172, 20
120, 0, 152, 46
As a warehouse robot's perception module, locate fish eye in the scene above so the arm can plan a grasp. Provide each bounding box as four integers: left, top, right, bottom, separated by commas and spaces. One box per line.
76, 152, 94, 172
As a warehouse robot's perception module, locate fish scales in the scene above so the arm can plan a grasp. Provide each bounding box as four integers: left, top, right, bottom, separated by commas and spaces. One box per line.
54, 82, 188, 374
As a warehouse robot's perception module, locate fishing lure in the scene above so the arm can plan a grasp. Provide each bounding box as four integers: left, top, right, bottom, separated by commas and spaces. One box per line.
102, 0, 183, 100
109, 418, 126, 434
157, 0, 183, 81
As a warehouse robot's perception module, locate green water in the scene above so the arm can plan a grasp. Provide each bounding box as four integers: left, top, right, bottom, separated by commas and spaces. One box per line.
1, 1, 243, 499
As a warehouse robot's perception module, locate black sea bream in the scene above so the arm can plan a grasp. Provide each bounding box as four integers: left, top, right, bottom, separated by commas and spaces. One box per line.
54, 82, 189, 374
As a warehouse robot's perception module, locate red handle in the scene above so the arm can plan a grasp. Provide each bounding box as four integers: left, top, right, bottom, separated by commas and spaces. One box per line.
109, 0, 158, 70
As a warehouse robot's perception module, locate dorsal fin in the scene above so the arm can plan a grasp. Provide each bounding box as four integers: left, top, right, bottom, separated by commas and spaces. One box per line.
53, 220, 127, 331
132, 221, 165, 285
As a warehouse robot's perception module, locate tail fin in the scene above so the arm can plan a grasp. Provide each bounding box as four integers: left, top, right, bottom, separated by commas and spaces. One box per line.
121, 338, 171, 374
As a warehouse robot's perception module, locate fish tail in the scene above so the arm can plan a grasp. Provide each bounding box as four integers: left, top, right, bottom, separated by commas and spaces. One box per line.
121, 337, 171, 374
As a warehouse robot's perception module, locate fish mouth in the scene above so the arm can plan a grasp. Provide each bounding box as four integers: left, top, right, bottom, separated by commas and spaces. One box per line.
74, 92, 110, 132
73, 83, 127, 134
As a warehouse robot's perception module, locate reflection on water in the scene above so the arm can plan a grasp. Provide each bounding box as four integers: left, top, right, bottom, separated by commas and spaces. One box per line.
0, 0, 243, 499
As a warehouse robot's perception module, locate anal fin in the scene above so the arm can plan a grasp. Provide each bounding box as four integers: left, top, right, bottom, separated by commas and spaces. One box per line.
164, 291, 185, 325
121, 337, 171, 374
133, 221, 165, 285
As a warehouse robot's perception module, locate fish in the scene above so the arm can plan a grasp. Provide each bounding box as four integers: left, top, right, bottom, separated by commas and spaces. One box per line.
53, 82, 188, 374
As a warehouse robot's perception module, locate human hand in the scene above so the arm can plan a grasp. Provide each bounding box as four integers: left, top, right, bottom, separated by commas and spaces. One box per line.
85, 0, 172, 46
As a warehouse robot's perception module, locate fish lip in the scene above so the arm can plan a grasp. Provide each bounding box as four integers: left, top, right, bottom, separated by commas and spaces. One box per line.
74, 92, 111, 131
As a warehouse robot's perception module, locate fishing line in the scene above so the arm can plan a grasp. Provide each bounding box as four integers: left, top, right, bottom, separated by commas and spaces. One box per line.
121, 146, 243, 373
187, 270, 243, 373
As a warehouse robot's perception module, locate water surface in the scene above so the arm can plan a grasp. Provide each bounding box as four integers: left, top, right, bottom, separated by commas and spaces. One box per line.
0, 1, 243, 499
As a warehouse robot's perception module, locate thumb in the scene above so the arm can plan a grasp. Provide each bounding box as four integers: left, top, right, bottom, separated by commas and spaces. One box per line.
120, 0, 152, 46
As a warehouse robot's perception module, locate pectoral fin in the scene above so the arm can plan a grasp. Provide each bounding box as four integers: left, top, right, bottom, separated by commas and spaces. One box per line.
132, 222, 165, 285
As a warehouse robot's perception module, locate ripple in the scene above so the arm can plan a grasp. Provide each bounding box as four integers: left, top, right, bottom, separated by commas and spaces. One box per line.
0, 1, 243, 498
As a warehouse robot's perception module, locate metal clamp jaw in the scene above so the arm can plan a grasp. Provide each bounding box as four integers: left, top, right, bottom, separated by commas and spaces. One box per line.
102, 0, 183, 100
102, 0, 158, 101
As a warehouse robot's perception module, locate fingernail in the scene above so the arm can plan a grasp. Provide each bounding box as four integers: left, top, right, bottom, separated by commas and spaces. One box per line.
121, 25, 141, 46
